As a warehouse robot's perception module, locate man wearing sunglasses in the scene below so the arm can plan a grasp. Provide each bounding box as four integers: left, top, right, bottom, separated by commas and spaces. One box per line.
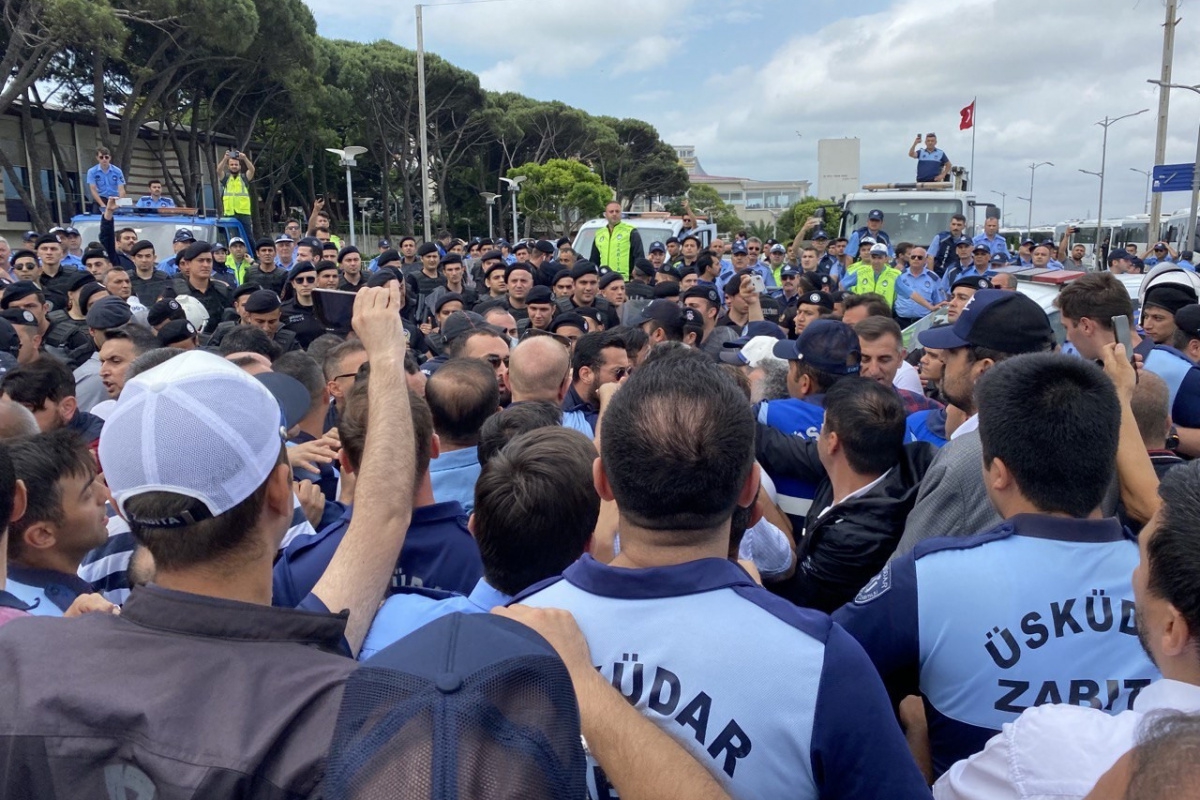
562, 329, 631, 435
86, 148, 126, 212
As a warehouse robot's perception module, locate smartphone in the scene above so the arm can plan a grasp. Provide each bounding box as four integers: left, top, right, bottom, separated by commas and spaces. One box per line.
749, 274, 766, 294
115, 197, 133, 208
1112, 315, 1134, 362
313, 289, 358, 333
813, 206, 826, 220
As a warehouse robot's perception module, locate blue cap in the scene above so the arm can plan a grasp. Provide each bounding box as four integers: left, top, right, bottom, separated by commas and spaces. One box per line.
771, 318, 861, 373
813, 230, 829, 240
955, 236, 973, 246
780, 265, 801, 277
989, 253, 1008, 265
648, 241, 665, 253
868, 209, 884, 221
731, 241, 748, 255
918, 289, 1053, 353
1108, 249, 1132, 262
324, 612, 586, 799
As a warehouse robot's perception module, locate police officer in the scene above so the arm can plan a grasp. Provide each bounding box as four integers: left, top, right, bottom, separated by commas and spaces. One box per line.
625, 258, 657, 301
0, 281, 89, 362
835, 353, 1158, 780
279, 261, 327, 349
843, 243, 901, 309
172, 242, 233, 335
553, 262, 618, 329
847, 209, 892, 257
588, 201, 644, 278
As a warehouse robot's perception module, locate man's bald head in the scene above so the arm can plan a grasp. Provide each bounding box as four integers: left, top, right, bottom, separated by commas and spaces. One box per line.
0, 398, 38, 440
509, 336, 571, 403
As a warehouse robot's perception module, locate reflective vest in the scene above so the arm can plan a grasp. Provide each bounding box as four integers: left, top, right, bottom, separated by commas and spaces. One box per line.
594, 222, 635, 279
222, 174, 251, 216
849, 262, 901, 307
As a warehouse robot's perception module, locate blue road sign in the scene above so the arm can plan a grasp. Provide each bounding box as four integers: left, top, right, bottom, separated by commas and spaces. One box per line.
1153, 163, 1197, 193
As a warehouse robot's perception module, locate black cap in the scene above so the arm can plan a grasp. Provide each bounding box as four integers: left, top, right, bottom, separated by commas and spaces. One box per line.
441, 310, 498, 343
569, 262, 599, 280
34, 234, 59, 249
598, 271, 624, 289
77, 283, 108, 312
653, 282, 681, 299
84, 296, 132, 330
297, 236, 321, 251
481, 249, 504, 263
1145, 284, 1199, 316
505, 262, 534, 278
82, 246, 108, 263
440, 253, 463, 266
232, 282, 260, 302
67, 272, 97, 292
547, 313, 589, 334
627, 299, 682, 329
180, 241, 212, 262
534, 240, 555, 255
367, 269, 401, 288
525, 285, 553, 305
1, 282, 41, 309
8, 249, 36, 265
433, 292, 465, 313
376, 249, 401, 269
254, 237, 275, 251
511, 242, 529, 254
951, 275, 992, 293
552, 269, 572, 285
289, 260, 316, 280
337, 246, 361, 263
484, 261, 508, 278
0, 308, 37, 329
146, 298, 185, 327
0, 319, 20, 359
1177, 304, 1200, 337
682, 285, 720, 307
244, 290, 282, 314
633, 258, 656, 277
158, 318, 198, 346
918, 290, 1053, 353
798, 290, 833, 311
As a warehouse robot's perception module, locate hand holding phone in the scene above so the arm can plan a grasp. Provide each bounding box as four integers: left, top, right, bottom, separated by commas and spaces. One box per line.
749, 274, 766, 294
1112, 315, 1134, 364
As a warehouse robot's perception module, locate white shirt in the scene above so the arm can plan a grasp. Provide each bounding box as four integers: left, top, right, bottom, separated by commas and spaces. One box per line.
814, 468, 892, 521
934, 679, 1200, 800
893, 359, 924, 395
951, 413, 979, 440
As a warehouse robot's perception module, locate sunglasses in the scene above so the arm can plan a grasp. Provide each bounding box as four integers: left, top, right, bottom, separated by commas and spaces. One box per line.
610, 366, 631, 379
294, 275, 316, 284
97, 155, 110, 160
483, 354, 510, 369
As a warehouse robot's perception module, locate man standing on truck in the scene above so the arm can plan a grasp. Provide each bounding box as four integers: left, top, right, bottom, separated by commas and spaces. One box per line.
86, 148, 126, 213
589, 201, 644, 280
908, 132, 952, 183
216, 149, 256, 241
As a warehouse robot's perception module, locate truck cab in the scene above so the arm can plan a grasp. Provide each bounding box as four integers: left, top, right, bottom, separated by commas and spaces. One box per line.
840, 182, 977, 251
70, 208, 250, 257
572, 212, 718, 261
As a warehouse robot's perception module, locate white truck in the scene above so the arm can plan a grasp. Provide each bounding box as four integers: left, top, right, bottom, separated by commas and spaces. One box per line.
839, 182, 981, 250
571, 212, 718, 262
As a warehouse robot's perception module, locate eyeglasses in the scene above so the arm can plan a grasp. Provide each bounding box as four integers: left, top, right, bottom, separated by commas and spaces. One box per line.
294, 275, 316, 284
610, 366, 631, 379
484, 354, 510, 369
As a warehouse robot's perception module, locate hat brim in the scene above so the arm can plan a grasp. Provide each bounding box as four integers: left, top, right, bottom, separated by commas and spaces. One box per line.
718, 349, 748, 365
771, 339, 798, 360
918, 325, 970, 350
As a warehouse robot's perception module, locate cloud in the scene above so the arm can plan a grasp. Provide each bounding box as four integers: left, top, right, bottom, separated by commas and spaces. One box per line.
612, 35, 683, 76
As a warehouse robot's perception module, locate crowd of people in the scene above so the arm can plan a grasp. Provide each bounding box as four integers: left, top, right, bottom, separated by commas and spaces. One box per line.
0, 194, 1199, 800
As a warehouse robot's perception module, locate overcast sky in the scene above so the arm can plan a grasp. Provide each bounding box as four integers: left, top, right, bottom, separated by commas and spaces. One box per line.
304, 0, 1200, 228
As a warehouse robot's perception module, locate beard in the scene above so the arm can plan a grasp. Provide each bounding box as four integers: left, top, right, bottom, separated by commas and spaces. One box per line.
1135, 605, 1160, 669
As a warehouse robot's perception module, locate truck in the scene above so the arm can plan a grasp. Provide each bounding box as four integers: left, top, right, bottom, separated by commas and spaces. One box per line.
70, 207, 251, 257
571, 212, 718, 262
839, 181, 983, 251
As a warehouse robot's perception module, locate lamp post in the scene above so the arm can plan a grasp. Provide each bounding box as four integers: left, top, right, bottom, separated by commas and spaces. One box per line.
1130, 167, 1152, 214
325, 146, 368, 247
499, 176, 526, 240
480, 192, 499, 239
1089, 109, 1150, 260
990, 190, 1007, 224
1026, 162, 1053, 238
1149, 80, 1200, 250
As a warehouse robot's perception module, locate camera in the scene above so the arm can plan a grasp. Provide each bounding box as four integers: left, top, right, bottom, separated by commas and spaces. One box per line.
813, 207, 827, 220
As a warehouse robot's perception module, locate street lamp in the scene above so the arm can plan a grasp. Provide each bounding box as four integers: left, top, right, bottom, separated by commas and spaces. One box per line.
479, 192, 499, 239
499, 176, 526, 240
990, 190, 1007, 224
1089, 109, 1150, 261
1026, 162, 1053, 237
1149, 80, 1200, 250
1130, 168, 1153, 214
326, 146, 368, 247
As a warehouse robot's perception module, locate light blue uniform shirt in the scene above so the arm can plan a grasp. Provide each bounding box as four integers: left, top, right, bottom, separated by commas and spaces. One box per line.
894, 268, 944, 319
429, 445, 481, 515
518, 555, 931, 799
86, 163, 125, 200
972, 233, 1010, 259
359, 577, 511, 661
136, 196, 175, 208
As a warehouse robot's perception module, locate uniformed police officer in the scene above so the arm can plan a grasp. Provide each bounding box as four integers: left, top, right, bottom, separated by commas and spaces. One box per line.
835, 353, 1159, 780
279, 261, 327, 349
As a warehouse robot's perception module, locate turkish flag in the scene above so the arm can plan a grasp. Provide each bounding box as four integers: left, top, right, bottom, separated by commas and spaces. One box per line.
960, 101, 975, 131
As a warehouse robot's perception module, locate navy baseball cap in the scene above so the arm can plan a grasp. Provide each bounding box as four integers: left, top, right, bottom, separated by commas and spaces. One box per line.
950, 275, 992, 293
798, 290, 834, 311
813, 230, 829, 241
973, 244, 991, 254
627, 299, 683, 329
868, 209, 884, 221
1176, 304, 1200, 336
1108, 249, 1133, 263
918, 289, 1053, 353
989, 253, 1009, 266
648, 241, 666, 253
731, 241, 748, 255
681, 285, 720, 307
955, 236, 973, 246
780, 265, 801, 278
771, 318, 861, 373
173, 229, 195, 244
324, 612, 586, 800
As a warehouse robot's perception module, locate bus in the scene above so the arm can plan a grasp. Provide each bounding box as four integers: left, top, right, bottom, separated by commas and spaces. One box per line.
1001, 227, 1055, 252
1159, 208, 1200, 253
1052, 219, 1121, 266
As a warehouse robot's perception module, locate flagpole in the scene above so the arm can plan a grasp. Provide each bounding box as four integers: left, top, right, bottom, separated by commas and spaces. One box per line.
970, 97, 976, 191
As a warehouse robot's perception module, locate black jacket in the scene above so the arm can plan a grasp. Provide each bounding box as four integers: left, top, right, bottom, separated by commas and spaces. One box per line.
756, 422, 936, 613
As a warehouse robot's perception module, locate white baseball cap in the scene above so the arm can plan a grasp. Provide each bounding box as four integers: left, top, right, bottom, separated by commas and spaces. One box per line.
99, 350, 285, 528
870, 243, 889, 255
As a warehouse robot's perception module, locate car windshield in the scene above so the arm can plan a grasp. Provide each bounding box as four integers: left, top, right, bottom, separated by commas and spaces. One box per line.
573, 224, 675, 261
843, 199, 964, 249
72, 218, 217, 260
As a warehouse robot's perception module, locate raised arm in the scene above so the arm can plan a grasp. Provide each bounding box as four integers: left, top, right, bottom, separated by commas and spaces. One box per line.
493, 606, 732, 800
216, 154, 229, 180
312, 283, 415, 655
306, 199, 325, 236
908, 134, 921, 158
241, 153, 256, 181
1101, 342, 1161, 524
100, 198, 119, 262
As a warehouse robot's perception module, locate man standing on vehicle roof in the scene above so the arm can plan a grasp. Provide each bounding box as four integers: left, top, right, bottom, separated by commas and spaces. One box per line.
216, 149, 255, 241
847, 209, 893, 258
589, 201, 644, 280
86, 148, 125, 213
908, 133, 952, 183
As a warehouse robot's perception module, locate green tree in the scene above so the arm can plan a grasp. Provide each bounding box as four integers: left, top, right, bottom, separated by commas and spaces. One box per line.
593, 117, 688, 210
665, 184, 742, 234
775, 197, 843, 244
507, 159, 610, 238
